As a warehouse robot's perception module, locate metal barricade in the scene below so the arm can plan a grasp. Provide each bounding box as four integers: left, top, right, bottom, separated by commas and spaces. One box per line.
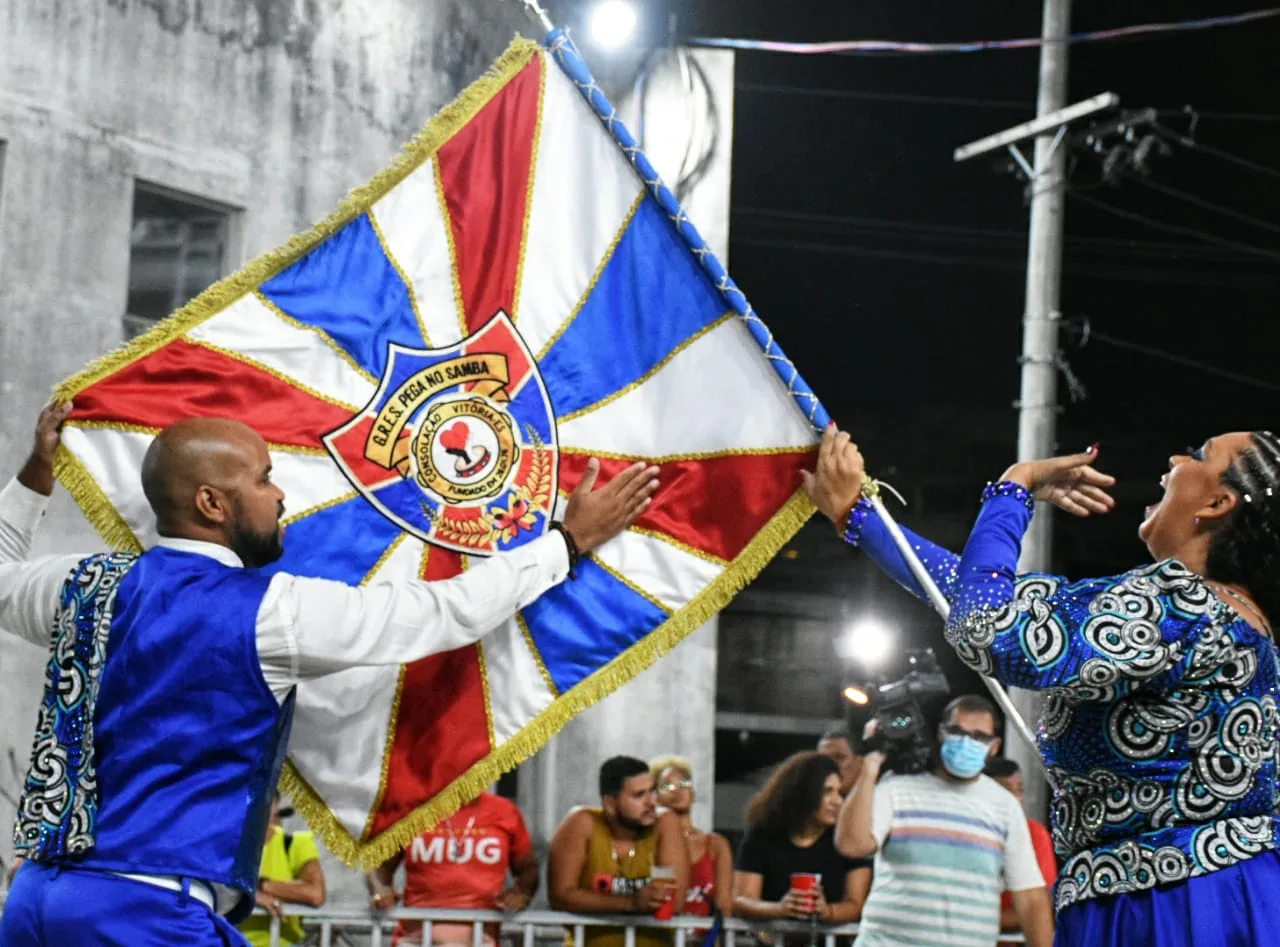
252, 907, 853, 947
250, 906, 1026, 947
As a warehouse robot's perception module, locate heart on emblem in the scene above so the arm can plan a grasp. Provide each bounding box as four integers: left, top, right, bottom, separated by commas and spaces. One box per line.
439, 421, 471, 456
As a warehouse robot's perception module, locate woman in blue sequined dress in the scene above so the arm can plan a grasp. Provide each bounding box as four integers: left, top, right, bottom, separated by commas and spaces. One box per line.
805, 425, 1280, 946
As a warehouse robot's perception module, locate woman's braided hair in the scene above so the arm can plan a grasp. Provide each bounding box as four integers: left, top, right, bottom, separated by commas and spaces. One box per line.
1206, 431, 1280, 628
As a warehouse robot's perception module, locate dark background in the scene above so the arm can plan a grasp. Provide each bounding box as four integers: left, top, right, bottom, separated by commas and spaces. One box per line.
559, 1, 1280, 787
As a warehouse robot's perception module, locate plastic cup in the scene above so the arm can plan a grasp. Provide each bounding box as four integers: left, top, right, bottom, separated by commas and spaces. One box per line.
651, 866, 677, 920
790, 872, 821, 915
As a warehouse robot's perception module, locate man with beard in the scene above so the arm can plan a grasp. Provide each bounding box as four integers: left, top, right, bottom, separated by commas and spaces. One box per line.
0, 406, 659, 947
549, 756, 689, 947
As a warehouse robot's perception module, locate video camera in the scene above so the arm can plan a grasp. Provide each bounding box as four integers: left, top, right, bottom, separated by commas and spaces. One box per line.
844, 649, 951, 775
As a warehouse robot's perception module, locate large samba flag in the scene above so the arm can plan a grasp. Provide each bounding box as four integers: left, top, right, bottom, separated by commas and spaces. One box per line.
52, 33, 827, 866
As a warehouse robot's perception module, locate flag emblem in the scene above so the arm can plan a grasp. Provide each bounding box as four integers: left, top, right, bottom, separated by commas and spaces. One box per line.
324, 312, 557, 555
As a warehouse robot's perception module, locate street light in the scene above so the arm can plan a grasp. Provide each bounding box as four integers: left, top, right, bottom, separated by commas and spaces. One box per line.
837, 617, 894, 668
588, 0, 638, 50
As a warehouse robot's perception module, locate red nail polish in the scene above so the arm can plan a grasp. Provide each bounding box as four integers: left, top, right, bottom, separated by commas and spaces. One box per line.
1087, 442, 1099, 455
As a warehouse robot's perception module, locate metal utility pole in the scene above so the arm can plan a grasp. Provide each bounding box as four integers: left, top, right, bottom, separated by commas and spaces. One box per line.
1010, 0, 1072, 822
959, 2, 1116, 821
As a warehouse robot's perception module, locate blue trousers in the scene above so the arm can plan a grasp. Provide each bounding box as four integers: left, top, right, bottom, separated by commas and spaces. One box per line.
1055, 851, 1280, 947
0, 862, 249, 946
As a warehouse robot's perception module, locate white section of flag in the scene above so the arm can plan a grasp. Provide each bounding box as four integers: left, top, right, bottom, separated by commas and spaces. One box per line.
514, 62, 646, 358
290, 534, 425, 836
595, 529, 724, 610
186, 294, 376, 409
62, 426, 158, 546
370, 158, 468, 351
481, 619, 557, 743
557, 318, 817, 457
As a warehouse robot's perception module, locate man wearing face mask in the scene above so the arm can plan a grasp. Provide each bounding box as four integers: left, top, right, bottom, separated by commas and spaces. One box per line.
834, 695, 1054, 947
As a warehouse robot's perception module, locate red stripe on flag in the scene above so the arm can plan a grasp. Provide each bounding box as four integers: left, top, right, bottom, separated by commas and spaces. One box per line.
436, 55, 543, 332
367, 547, 493, 838
558, 450, 817, 562
327, 418, 407, 490
464, 317, 533, 395
72, 339, 352, 451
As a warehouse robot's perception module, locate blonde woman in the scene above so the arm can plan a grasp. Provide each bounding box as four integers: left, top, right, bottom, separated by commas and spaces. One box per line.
651, 756, 733, 918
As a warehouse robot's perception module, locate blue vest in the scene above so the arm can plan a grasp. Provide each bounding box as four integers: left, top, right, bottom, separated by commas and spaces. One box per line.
53, 547, 292, 901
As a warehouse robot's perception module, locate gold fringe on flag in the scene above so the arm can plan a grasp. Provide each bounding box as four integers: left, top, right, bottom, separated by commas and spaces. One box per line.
284, 489, 816, 870
49, 32, 820, 869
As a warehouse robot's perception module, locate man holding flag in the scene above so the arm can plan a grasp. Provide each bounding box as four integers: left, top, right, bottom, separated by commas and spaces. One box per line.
0, 402, 657, 946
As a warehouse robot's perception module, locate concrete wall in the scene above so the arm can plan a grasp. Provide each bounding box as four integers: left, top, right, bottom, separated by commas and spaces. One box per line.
0, 0, 529, 903
0, 4, 737, 913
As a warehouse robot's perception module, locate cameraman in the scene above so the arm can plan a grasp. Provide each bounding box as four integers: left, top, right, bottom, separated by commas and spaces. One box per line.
834, 695, 1053, 947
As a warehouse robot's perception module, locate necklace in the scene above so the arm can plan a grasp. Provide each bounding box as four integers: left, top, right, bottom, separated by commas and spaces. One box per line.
442, 813, 477, 861
610, 840, 637, 874
1212, 583, 1272, 636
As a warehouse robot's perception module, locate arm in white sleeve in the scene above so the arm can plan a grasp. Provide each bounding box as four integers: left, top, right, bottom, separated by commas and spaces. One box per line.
0, 479, 85, 648
257, 532, 571, 690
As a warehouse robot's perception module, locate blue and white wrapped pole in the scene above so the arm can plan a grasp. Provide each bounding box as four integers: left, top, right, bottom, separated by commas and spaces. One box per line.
508, 0, 1044, 770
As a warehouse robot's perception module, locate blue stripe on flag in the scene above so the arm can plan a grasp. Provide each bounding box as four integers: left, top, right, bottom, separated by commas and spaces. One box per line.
538, 197, 727, 420
371, 477, 441, 526
521, 557, 668, 693
264, 496, 405, 584
260, 214, 425, 378
507, 380, 555, 445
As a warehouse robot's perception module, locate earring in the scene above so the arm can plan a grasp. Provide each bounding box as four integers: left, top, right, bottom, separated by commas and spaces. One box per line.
1193, 516, 1201, 526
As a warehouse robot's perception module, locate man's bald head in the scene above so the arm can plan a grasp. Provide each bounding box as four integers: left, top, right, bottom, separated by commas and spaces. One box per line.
141, 418, 286, 566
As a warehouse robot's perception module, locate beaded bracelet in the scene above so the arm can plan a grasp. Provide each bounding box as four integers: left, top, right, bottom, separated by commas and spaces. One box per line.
548, 522, 581, 576
981, 480, 1035, 513
841, 498, 874, 546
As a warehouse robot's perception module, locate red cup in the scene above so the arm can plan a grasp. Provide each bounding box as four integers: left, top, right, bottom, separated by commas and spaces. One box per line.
790, 872, 821, 915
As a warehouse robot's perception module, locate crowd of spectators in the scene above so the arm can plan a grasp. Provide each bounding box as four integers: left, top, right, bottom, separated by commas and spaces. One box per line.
0, 697, 1057, 945
322, 691, 1059, 946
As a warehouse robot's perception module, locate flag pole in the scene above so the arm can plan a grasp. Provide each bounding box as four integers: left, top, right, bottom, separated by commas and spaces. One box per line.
864, 485, 1050, 782
507, 0, 1046, 776
514, 0, 554, 32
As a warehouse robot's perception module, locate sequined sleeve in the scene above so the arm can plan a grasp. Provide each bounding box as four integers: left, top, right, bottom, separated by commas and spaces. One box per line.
843, 498, 961, 604
944, 483, 1208, 696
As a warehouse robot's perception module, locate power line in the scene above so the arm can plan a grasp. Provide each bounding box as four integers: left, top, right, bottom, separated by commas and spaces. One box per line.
732, 236, 1280, 290
1066, 190, 1280, 262
735, 82, 1031, 111
688, 7, 1280, 56
1126, 176, 1280, 237
736, 84, 1280, 124
1152, 124, 1280, 182
1082, 327, 1280, 394
734, 205, 1274, 264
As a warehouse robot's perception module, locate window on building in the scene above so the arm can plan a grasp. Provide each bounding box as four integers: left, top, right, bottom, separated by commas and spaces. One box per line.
125, 184, 233, 340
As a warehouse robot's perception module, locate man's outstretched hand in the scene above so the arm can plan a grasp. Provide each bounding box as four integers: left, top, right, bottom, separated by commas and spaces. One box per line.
561, 459, 660, 554
19, 402, 73, 496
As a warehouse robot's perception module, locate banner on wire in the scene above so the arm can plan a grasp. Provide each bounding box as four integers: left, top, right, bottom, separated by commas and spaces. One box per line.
53, 37, 820, 867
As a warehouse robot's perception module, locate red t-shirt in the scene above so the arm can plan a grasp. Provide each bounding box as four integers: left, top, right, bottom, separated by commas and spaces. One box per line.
1000, 818, 1057, 911
402, 793, 534, 909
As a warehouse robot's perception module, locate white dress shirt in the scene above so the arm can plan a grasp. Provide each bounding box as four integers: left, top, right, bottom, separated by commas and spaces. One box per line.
0, 478, 571, 701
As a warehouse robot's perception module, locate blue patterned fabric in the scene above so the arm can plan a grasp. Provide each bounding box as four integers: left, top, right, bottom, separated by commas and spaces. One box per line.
13, 552, 138, 860
848, 490, 1280, 913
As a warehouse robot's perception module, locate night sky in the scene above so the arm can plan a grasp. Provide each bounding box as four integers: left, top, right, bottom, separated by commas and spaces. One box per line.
693, 0, 1280, 542
562, 1, 1280, 773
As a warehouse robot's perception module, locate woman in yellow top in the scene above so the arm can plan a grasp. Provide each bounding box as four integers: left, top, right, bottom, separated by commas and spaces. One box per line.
238, 796, 327, 947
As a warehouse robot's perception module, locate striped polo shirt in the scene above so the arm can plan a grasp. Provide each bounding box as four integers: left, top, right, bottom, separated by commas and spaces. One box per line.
856, 772, 1043, 947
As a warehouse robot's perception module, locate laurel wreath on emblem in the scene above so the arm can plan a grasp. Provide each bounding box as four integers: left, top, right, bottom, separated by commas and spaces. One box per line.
421, 425, 554, 550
